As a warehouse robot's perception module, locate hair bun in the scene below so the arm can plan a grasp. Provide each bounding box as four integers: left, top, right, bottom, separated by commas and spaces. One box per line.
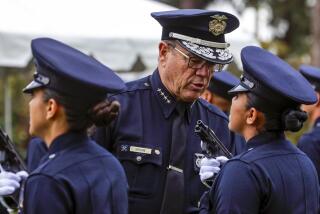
282, 109, 308, 132
88, 99, 120, 127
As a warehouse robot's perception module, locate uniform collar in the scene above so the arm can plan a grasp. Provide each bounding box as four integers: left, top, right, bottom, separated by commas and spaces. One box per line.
150, 69, 192, 123
314, 117, 320, 128
47, 131, 88, 154
246, 131, 285, 150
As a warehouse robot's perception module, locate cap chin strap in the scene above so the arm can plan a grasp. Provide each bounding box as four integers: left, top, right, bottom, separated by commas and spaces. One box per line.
169, 32, 229, 49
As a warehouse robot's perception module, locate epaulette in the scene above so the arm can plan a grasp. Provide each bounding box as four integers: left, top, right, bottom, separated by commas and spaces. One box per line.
232, 148, 253, 162
232, 143, 297, 164
110, 75, 152, 97
197, 98, 228, 121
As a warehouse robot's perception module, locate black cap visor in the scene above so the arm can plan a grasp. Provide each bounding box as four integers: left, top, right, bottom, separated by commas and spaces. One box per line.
22, 80, 46, 94
228, 84, 249, 95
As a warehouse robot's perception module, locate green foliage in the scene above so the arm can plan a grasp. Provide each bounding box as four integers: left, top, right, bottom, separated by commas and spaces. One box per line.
0, 68, 34, 157
269, 0, 311, 56
237, 0, 312, 58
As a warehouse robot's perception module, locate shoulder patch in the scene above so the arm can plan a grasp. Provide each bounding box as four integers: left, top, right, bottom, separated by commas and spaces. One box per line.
197, 98, 228, 121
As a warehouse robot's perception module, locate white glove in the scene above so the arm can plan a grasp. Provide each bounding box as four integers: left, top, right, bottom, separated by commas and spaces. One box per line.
0, 170, 28, 196
199, 156, 229, 182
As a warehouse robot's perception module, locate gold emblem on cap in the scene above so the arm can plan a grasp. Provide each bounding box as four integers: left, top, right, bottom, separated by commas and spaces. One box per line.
209, 15, 228, 36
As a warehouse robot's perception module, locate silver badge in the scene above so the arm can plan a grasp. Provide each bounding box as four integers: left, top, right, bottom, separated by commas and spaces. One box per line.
120, 145, 128, 152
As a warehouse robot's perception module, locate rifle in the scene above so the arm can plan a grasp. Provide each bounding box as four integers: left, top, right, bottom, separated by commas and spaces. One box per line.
194, 120, 232, 158
0, 128, 27, 212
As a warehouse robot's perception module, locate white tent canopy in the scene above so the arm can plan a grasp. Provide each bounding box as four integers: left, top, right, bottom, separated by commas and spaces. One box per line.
0, 0, 176, 71
0, 0, 261, 74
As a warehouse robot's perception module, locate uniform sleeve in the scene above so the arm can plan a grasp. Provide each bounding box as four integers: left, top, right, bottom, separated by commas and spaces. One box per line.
24, 175, 72, 214
111, 169, 128, 214
209, 160, 261, 213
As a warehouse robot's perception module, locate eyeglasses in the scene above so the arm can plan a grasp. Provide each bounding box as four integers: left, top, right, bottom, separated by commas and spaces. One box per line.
167, 42, 225, 73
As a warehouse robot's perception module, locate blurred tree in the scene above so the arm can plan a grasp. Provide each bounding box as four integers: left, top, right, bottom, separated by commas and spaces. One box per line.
233, 0, 312, 58
0, 66, 33, 157
311, 0, 320, 66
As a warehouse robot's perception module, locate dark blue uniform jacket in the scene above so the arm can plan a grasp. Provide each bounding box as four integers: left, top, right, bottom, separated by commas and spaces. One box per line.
23, 132, 128, 214
93, 70, 234, 214
298, 117, 320, 184
26, 137, 47, 172
230, 132, 246, 155
202, 132, 319, 214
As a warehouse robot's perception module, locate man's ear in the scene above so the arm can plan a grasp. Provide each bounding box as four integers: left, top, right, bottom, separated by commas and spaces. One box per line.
158, 42, 170, 66
46, 98, 59, 120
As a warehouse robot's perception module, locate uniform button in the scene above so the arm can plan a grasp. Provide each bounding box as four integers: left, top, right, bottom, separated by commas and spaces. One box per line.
49, 154, 56, 159
155, 150, 160, 155
144, 82, 149, 87
136, 156, 142, 162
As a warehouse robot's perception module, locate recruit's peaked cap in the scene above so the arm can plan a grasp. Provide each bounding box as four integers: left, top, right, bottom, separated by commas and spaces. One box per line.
229, 46, 317, 105
208, 70, 239, 101
23, 38, 126, 101
299, 64, 320, 91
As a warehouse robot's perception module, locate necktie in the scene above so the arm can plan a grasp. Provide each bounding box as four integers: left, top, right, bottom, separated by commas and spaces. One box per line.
160, 102, 187, 214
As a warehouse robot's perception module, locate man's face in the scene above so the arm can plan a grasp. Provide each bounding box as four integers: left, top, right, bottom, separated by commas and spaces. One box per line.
28, 89, 49, 138
159, 42, 216, 102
